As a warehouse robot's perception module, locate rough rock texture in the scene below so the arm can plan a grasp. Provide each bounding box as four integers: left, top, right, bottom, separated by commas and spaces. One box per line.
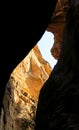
35, 3, 79, 129
0, 1, 71, 130
0, 45, 52, 130
47, 0, 70, 59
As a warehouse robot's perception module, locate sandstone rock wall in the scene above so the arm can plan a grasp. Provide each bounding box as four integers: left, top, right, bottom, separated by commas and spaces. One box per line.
0, 1, 70, 130
47, 0, 70, 59
0, 45, 52, 130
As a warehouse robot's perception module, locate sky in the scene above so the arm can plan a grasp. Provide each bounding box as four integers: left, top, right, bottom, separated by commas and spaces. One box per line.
37, 31, 57, 69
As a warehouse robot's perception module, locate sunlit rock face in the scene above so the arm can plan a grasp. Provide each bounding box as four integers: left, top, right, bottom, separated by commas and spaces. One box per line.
11, 45, 52, 101
0, 45, 52, 130
47, 0, 70, 60
0, 1, 71, 130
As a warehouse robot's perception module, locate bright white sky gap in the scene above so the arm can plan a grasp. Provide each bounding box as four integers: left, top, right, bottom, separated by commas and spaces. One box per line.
37, 31, 57, 69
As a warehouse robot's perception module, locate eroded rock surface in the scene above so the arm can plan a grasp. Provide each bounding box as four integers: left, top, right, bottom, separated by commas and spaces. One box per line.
47, 0, 69, 59
0, 1, 71, 130
0, 45, 52, 130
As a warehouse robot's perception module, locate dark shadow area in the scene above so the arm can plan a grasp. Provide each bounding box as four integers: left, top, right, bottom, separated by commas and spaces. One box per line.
0, 0, 57, 114
35, 2, 79, 130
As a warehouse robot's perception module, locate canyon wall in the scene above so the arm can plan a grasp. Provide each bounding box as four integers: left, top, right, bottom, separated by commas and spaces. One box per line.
0, 45, 52, 130
47, 0, 69, 59
0, 1, 70, 130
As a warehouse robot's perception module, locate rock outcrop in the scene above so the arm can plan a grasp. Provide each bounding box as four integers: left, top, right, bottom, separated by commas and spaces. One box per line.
0, 1, 71, 130
0, 45, 52, 130
47, 0, 70, 59
35, 3, 79, 129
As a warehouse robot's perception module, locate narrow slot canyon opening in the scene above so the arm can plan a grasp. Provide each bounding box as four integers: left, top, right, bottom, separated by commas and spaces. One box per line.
37, 31, 57, 69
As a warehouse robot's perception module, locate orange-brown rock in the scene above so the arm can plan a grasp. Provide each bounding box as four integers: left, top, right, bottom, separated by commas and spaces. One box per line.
0, 1, 71, 130
47, 0, 69, 59
12, 45, 52, 101
0, 45, 52, 130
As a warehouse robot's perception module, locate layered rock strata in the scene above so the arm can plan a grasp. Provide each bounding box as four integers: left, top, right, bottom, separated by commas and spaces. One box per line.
0, 45, 52, 130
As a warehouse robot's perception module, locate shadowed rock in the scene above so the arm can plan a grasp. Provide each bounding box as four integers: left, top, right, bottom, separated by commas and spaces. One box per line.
0, 0, 57, 114
35, 2, 79, 130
